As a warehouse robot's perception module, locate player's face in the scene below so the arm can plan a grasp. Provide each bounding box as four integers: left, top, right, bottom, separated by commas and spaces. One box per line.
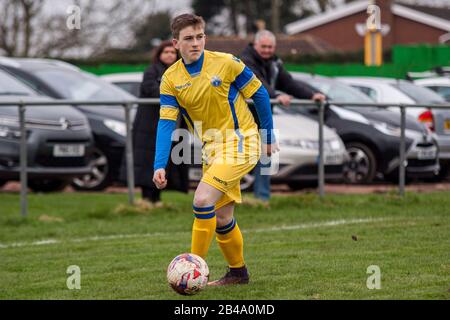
173, 25, 206, 64
254, 36, 276, 60
159, 46, 177, 66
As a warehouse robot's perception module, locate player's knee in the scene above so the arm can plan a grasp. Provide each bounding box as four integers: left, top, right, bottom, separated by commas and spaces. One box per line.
215, 214, 232, 227
193, 192, 214, 208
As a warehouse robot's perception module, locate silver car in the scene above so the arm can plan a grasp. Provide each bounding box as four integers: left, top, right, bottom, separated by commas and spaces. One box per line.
414, 77, 450, 102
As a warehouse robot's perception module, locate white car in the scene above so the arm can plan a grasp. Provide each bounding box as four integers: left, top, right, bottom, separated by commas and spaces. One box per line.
414, 77, 450, 102
103, 72, 347, 190
337, 76, 450, 179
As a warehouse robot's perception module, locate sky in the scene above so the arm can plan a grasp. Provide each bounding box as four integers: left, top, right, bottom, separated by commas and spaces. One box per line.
42, 0, 193, 17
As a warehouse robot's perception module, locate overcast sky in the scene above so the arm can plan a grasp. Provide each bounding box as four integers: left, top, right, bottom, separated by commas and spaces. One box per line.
42, 0, 193, 17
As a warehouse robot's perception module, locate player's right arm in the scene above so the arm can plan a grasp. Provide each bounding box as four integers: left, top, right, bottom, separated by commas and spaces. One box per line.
153, 75, 180, 189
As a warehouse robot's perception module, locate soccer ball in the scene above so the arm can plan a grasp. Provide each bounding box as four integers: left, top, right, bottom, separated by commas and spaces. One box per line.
167, 253, 209, 295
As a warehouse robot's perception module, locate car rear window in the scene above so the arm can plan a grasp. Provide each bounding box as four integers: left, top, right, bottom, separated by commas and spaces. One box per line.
392, 82, 445, 104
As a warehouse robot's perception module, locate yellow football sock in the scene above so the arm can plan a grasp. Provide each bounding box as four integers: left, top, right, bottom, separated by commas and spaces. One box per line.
191, 205, 217, 259
216, 218, 245, 268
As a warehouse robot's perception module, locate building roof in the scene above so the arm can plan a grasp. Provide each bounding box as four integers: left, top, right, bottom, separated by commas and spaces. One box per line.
400, 3, 450, 21
285, 0, 450, 34
204, 34, 335, 56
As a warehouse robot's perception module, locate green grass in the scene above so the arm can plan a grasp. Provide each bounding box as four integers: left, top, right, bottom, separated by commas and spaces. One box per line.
0, 191, 449, 300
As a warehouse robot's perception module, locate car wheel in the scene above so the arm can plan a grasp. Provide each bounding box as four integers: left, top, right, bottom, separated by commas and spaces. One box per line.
28, 179, 69, 193
288, 181, 318, 191
71, 148, 113, 191
344, 142, 377, 184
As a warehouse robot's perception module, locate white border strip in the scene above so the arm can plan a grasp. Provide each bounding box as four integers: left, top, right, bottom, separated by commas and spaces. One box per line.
0, 217, 391, 250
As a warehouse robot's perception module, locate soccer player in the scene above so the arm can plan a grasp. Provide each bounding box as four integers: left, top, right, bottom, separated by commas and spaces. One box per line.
153, 13, 278, 286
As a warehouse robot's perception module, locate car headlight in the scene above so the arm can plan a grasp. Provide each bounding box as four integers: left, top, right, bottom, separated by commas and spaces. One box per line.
103, 119, 126, 137
329, 139, 342, 151
370, 121, 401, 137
0, 126, 22, 139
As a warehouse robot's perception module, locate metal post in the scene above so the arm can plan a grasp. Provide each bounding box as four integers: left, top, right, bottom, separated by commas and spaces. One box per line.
399, 105, 406, 197
124, 103, 135, 205
18, 103, 27, 217
318, 100, 325, 199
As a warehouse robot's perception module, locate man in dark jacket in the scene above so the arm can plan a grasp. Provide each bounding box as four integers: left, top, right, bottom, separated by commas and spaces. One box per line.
240, 30, 325, 202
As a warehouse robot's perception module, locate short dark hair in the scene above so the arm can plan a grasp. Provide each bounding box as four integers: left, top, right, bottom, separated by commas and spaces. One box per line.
171, 13, 205, 39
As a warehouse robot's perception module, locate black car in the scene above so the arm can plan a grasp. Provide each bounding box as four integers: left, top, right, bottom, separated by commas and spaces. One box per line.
290, 74, 440, 183
0, 58, 136, 191
0, 67, 94, 192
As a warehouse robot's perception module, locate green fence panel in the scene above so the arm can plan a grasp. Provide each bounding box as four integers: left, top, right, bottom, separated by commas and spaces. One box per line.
78, 45, 449, 79
79, 64, 148, 75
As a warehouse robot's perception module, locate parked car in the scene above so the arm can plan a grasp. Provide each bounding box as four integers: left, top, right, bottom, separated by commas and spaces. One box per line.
103, 72, 347, 190
0, 67, 94, 192
414, 77, 450, 102
337, 76, 450, 179
0, 57, 136, 191
291, 73, 440, 183
101, 73, 142, 97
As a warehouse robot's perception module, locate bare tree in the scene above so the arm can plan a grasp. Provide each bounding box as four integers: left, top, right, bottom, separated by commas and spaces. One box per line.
0, 0, 44, 57
0, 0, 156, 58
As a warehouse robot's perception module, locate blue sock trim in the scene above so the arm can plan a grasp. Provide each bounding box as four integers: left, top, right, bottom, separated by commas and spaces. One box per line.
192, 205, 215, 213
216, 218, 236, 234
193, 205, 216, 219
194, 212, 216, 219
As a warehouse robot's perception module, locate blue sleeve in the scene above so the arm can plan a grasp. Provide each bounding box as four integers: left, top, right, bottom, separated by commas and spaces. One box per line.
251, 85, 275, 144
154, 119, 177, 170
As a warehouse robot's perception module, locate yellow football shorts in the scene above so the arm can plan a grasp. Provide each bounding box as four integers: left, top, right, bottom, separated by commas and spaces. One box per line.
201, 133, 261, 210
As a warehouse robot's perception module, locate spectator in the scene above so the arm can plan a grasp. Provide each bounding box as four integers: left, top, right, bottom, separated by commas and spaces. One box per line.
240, 30, 326, 203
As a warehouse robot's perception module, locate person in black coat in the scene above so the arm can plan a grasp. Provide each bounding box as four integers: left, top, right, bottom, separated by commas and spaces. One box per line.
240, 30, 326, 203
131, 41, 189, 205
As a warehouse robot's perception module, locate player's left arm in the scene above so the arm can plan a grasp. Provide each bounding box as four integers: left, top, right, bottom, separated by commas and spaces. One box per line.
250, 85, 279, 155
230, 56, 278, 155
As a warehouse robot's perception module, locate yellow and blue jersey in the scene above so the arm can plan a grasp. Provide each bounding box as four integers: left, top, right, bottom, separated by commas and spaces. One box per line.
154, 50, 274, 170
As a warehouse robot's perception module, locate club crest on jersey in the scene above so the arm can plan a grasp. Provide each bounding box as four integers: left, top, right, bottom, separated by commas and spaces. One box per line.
211, 75, 222, 87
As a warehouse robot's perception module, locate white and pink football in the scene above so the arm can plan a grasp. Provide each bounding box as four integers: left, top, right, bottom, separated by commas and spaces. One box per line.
167, 253, 209, 295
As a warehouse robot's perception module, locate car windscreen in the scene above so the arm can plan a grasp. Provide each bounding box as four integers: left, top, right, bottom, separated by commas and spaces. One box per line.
392, 82, 445, 104
33, 68, 134, 101
308, 79, 375, 104
0, 70, 37, 96
113, 82, 140, 97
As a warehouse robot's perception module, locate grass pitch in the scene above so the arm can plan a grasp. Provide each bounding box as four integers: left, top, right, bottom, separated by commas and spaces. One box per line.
0, 191, 449, 300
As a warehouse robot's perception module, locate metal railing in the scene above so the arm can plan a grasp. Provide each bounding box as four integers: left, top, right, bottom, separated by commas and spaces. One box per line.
1, 98, 450, 217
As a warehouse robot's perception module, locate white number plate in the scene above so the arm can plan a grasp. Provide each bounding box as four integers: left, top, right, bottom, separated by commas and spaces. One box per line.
324, 153, 343, 165
53, 144, 85, 157
417, 147, 436, 160
444, 119, 450, 134
189, 168, 202, 181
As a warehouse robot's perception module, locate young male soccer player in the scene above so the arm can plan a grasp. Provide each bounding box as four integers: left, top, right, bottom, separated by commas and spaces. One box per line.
153, 13, 278, 286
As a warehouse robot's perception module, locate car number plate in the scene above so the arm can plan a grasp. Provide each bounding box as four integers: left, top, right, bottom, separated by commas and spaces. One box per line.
53, 144, 85, 157
189, 168, 202, 181
324, 153, 342, 165
417, 148, 436, 160
444, 119, 450, 134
